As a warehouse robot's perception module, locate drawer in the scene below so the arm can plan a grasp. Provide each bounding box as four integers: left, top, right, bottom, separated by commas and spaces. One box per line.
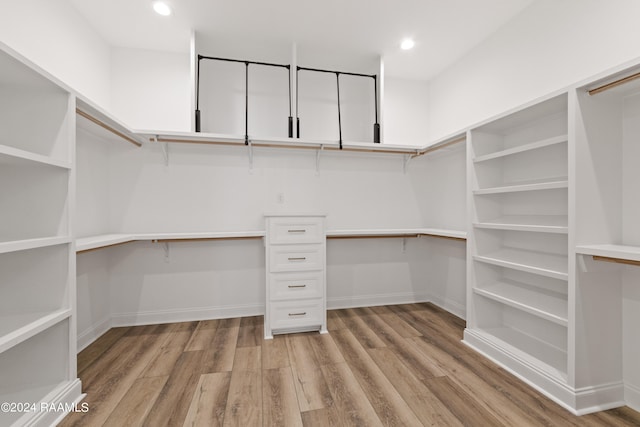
269, 271, 323, 301
268, 217, 324, 244
270, 299, 324, 331
269, 245, 324, 272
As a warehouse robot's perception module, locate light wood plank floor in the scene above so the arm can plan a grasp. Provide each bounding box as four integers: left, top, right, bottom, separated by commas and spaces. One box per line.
60, 303, 640, 426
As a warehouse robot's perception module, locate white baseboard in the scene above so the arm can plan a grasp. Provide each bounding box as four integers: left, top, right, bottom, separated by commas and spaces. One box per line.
25, 379, 83, 427
625, 382, 640, 412
77, 317, 112, 352
426, 293, 466, 320
463, 328, 625, 415
110, 303, 264, 327
327, 292, 430, 310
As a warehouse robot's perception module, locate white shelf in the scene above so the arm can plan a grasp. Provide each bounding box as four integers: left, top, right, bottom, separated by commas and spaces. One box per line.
138, 130, 424, 155
474, 215, 568, 234
472, 327, 568, 382
0, 144, 71, 169
474, 178, 568, 195
0, 236, 71, 255
576, 244, 640, 263
0, 309, 71, 354
474, 280, 568, 326
327, 228, 466, 239
76, 234, 138, 252
139, 231, 266, 241
474, 248, 568, 280
473, 134, 568, 163
76, 228, 467, 252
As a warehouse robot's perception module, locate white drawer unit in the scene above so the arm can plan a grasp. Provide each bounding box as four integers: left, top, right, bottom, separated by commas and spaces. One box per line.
265, 214, 327, 339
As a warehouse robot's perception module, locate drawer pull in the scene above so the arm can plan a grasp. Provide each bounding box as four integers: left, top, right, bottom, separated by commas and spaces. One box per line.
288, 312, 307, 316
288, 284, 307, 288
288, 257, 306, 261
288, 229, 307, 233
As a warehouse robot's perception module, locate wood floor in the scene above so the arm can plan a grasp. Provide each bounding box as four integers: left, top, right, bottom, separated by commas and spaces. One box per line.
60, 303, 640, 426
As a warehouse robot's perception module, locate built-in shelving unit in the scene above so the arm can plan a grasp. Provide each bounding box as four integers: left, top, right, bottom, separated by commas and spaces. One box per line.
465, 93, 571, 404
0, 47, 81, 426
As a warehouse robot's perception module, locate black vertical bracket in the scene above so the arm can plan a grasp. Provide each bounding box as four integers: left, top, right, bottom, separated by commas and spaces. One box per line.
195, 55, 202, 132
336, 72, 343, 150
244, 61, 249, 145
373, 74, 380, 143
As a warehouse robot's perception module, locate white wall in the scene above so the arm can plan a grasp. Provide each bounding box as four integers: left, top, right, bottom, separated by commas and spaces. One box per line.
0, 0, 111, 108
110, 47, 191, 131
427, 0, 640, 141
383, 77, 429, 146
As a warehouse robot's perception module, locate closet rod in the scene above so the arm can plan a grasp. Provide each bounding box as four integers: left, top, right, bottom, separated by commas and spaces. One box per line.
151, 137, 418, 155
592, 255, 640, 267
414, 136, 466, 157
76, 109, 142, 147
328, 234, 420, 240
588, 71, 640, 95
152, 236, 263, 243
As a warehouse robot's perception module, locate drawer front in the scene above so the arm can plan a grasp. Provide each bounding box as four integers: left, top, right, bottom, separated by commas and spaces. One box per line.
269, 245, 324, 272
270, 299, 324, 331
269, 271, 323, 301
268, 217, 324, 244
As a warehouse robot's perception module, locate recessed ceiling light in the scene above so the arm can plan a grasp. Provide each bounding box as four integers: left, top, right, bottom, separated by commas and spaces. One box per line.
153, 1, 171, 16
401, 39, 415, 50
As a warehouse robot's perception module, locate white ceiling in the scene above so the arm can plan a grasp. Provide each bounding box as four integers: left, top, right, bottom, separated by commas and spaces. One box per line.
70, 0, 534, 80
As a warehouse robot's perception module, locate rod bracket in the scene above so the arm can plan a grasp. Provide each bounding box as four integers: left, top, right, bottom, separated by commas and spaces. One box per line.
248, 141, 254, 173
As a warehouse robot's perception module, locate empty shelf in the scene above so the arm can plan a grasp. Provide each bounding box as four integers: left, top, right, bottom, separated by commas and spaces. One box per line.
0, 309, 71, 354
0, 236, 72, 255
474, 178, 568, 195
0, 144, 71, 169
474, 248, 568, 280
473, 135, 568, 163
474, 215, 568, 233
474, 280, 568, 326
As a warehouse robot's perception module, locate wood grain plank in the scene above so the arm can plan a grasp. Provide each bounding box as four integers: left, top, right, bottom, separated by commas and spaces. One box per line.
202, 321, 240, 373
326, 310, 346, 331
307, 333, 345, 366
223, 370, 262, 426
424, 376, 504, 426
103, 376, 168, 427
367, 305, 422, 338
237, 316, 263, 348
61, 325, 171, 427
161, 321, 200, 350
367, 347, 462, 426
141, 346, 184, 378
263, 368, 304, 427
185, 319, 220, 351
286, 334, 334, 412
262, 335, 290, 370
77, 327, 130, 374
336, 308, 386, 349
183, 372, 231, 427
319, 362, 383, 427
349, 307, 444, 379
300, 408, 340, 427
143, 350, 207, 427
330, 328, 422, 426
232, 346, 261, 372
411, 336, 565, 426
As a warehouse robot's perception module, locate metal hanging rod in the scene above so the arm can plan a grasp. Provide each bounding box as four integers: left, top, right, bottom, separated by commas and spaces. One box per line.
76, 109, 142, 147
588, 70, 640, 96
195, 55, 293, 141
296, 66, 380, 146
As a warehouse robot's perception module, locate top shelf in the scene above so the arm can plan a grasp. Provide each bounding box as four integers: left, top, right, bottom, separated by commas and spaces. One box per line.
473, 135, 568, 163
136, 130, 466, 157
576, 244, 640, 264
0, 144, 71, 169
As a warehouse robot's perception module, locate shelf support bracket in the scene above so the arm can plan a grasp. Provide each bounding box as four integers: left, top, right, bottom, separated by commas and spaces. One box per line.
163, 242, 170, 263
401, 238, 407, 253
160, 137, 169, 166
248, 141, 254, 172
316, 145, 323, 174
403, 154, 411, 174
